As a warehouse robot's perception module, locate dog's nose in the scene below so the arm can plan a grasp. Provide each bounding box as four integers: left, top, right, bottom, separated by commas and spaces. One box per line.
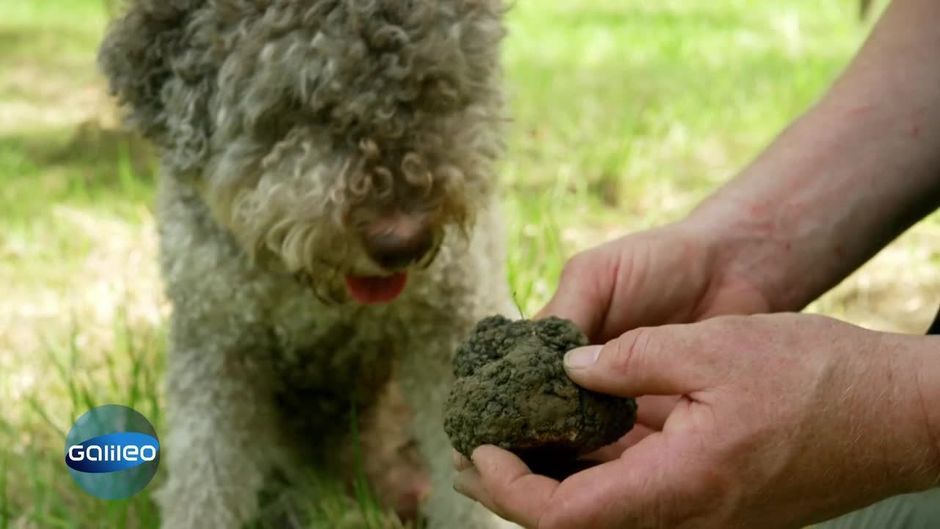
363, 219, 434, 270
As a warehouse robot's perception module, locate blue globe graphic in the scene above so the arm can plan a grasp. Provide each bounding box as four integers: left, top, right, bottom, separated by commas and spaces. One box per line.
65, 404, 160, 500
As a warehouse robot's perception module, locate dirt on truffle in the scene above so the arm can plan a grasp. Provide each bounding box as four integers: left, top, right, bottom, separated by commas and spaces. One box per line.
444, 315, 637, 474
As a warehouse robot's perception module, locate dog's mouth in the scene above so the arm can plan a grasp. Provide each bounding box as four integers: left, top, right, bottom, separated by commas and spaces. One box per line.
344, 273, 408, 304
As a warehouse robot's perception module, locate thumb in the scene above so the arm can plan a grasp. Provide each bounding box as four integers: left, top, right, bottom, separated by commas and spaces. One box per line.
562, 326, 705, 397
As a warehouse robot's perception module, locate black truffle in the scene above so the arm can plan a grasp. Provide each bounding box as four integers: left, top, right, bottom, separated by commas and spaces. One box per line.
444, 316, 637, 472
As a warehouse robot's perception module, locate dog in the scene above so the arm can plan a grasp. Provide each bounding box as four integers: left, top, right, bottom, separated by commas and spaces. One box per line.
99, 0, 514, 526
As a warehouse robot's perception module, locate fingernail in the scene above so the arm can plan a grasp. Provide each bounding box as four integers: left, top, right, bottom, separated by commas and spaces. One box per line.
564, 345, 601, 368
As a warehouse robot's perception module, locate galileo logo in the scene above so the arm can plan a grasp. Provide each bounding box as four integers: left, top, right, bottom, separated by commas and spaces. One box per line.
65, 405, 160, 499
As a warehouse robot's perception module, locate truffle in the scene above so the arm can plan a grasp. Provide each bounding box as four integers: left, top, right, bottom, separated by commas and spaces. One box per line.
444, 315, 637, 473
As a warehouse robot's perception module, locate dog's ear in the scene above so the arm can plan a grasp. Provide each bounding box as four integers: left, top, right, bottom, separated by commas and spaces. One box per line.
99, 0, 214, 173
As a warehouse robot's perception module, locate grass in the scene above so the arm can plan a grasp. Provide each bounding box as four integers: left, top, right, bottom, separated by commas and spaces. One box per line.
0, 0, 937, 527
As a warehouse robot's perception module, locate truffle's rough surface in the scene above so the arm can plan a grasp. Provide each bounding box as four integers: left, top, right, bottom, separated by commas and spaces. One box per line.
444, 315, 637, 466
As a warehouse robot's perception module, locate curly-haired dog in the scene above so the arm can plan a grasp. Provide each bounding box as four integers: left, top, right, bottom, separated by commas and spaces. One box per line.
99, 1, 513, 527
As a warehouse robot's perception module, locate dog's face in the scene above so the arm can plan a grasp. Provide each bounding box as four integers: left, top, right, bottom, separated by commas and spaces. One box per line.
100, 0, 504, 304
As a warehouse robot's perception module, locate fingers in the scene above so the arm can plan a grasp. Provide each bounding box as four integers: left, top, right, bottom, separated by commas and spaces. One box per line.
636, 395, 681, 429
538, 433, 716, 529
453, 467, 500, 518
564, 325, 707, 396
455, 446, 561, 528
580, 424, 656, 463
453, 450, 473, 471
535, 251, 616, 340
461, 435, 714, 529
570, 395, 679, 464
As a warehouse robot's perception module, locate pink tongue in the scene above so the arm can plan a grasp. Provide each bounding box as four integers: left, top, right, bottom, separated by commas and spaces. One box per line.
345, 273, 408, 304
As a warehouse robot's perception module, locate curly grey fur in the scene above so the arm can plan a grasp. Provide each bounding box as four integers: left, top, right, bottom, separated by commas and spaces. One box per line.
99, 1, 514, 527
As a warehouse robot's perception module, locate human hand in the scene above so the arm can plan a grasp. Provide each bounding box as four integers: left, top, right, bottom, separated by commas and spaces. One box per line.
454, 314, 940, 529
536, 222, 771, 344
534, 221, 776, 450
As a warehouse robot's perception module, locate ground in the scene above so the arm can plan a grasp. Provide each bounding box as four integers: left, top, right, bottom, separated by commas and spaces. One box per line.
0, 0, 937, 527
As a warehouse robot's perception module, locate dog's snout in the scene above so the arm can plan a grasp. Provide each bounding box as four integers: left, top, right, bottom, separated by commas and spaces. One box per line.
363, 218, 434, 270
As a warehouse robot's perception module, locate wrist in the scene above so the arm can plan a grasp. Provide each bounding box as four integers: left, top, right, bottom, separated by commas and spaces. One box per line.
876, 333, 940, 491
912, 336, 940, 487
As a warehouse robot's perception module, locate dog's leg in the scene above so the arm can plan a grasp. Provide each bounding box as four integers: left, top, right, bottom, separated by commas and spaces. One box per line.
152, 181, 289, 529
398, 332, 503, 529
155, 317, 283, 529
356, 379, 430, 522
397, 211, 518, 528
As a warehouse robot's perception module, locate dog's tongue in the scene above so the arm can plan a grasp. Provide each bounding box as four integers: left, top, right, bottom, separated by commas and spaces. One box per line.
344, 273, 408, 304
